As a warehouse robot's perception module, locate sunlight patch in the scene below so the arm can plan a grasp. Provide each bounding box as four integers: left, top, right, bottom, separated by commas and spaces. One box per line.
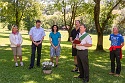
24, 81, 37, 83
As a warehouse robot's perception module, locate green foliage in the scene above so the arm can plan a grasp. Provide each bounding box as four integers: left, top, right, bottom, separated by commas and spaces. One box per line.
0, 0, 43, 30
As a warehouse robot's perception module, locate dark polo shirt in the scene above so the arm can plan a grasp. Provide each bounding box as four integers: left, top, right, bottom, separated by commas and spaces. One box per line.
70, 28, 80, 40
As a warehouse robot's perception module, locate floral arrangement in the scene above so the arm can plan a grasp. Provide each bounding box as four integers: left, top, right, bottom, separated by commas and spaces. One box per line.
42, 61, 54, 70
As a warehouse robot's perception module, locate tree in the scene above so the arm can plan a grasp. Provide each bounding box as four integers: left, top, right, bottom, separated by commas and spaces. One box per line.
54, 0, 84, 41
93, 0, 123, 51
0, 0, 43, 30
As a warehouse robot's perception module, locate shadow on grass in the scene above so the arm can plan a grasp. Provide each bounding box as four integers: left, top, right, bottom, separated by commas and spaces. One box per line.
0, 44, 125, 83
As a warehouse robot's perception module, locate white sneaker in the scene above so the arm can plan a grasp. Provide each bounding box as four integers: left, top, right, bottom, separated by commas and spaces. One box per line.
20, 62, 23, 66
15, 63, 18, 67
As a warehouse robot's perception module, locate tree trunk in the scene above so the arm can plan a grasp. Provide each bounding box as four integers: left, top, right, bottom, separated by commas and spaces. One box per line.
96, 31, 104, 50
94, 0, 104, 51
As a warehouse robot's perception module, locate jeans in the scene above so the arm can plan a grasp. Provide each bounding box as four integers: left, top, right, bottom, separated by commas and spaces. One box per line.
30, 42, 42, 67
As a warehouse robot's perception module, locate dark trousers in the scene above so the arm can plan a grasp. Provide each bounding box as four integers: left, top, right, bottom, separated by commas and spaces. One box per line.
77, 50, 89, 81
110, 49, 121, 74
30, 42, 42, 67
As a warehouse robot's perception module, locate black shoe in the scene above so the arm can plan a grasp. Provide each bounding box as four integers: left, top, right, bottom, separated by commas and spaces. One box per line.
55, 65, 58, 67
71, 68, 78, 72
29, 66, 33, 69
74, 75, 84, 79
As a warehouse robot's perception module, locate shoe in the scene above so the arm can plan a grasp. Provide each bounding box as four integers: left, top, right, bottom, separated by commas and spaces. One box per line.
114, 74, 120, 77
20, 62, 23, 66
74, 75, 84, 79
15, 63, 18, 67
109, 72, 115, 75
55, 65, 58, 67
29, 66, 33, 69
71, 67, 78, 72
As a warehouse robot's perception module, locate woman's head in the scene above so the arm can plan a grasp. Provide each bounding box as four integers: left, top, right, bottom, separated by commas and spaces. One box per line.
51, 25, 59, 32
12, 25, 18, 33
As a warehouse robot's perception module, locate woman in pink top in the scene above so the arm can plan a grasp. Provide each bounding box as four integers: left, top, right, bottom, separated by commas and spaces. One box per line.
9, 25, 23, 67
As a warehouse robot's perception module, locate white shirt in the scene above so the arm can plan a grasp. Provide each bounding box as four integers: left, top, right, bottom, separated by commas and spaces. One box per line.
9, 33, 23, 47
76, 32, 92, 50
29, 27, 46, 41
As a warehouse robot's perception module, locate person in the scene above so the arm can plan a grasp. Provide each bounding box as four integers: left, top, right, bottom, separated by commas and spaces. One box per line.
109, 26, 124, 77
75, 24, 92, 83
29, 20, 45, 69
49, 25, 61, 67
9, 25, 23, 67
70, 20, 80, 72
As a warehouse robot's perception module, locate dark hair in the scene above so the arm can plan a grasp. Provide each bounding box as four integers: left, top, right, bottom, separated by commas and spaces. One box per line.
51, 25, 59, 32
36, 20, 41, 24
80, 24, 86, 28
75, 20, 80, 24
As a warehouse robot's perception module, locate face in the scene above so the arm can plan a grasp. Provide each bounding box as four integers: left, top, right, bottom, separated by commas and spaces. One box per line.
75, 20, 80, 28
53, 26, 57, 32
12, 27, 18, 33
80, 25, 86, 33
113, 27, 118, 34
36, 22, 41, 28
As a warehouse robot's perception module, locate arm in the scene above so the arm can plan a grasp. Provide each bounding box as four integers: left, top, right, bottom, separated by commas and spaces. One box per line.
121, 42, 124, 48
77, 35, 92, 47
9, 34, 17, 46
19, 34, 23, 45
49, 38, 55, 48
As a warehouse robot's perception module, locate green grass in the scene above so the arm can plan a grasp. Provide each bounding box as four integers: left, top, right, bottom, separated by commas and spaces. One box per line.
0, 28, 125, 83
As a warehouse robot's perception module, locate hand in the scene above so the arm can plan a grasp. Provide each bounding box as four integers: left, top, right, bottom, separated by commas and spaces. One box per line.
37, 42, 41, 45
72, 44, 76, 48
33, 42, 38, 46
75, 38, 79, 40
55, 46, 58, 49
17, 44, 21, 47
76, 44, 82, 46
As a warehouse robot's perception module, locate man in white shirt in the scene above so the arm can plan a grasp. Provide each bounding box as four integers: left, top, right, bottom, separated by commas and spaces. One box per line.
75, 24, 92, 83
29, 20, 45, 69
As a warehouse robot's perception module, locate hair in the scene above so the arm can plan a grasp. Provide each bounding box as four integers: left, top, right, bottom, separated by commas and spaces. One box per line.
75, 20, 80, 24
80, 24, 86, 28
36, 20, 41, 24
51, 25, 59, 32
12, 25, 18, 32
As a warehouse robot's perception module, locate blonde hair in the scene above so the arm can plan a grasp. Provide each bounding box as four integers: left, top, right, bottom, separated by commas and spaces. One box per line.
12, 25, 18, 32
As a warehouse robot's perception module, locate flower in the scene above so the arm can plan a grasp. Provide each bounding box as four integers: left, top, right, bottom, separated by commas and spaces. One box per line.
42, 61, 54, 70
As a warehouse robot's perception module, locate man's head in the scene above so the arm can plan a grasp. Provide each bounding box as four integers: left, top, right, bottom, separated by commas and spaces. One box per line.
113, 26, 118, 34
75, 20, 80, 28
36, 20, 41, 28
80, 24, 86, 33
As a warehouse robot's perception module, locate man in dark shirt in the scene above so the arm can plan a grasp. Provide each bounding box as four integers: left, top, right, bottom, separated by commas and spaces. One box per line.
70, 20, 80, 72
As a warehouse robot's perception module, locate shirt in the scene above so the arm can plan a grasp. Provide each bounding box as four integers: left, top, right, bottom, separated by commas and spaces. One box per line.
109, 33, 124, 46
29, 27, 45, 41
76, 32, 92, 50
70, 28, 80, 40
9, 33, 23, 47
49, 32, 61, 46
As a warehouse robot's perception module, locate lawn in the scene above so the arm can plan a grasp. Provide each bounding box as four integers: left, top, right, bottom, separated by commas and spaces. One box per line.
0, 28, 125, 83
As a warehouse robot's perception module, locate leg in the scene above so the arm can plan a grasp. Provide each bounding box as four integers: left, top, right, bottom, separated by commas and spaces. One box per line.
30, 43, 36, 67
56, 56, 59, 65
110, 51, 115, 73
55, 45, 60, 66
36, 43, 42, 66
50, 57, 53, 63
115, 49, 121, 74
19, 56, 22, 62
14, 55, 18, 63
77, 51, 84, 78
80, 50, 89, 82
72, 47, 78, 71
